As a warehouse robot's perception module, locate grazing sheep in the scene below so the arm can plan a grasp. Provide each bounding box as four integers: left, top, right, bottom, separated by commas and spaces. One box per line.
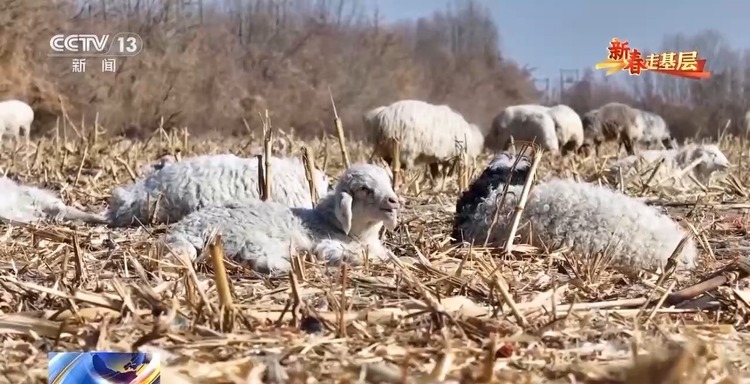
605, 143, 730, 188
107, 154, 330, 227
452, 152, 698, 272
580, 102, 642, 156
635, 109, 677, 149
363, 100, 485, 182
547, 104, 584, 156
161, 163, 400, 274
0, 99, 34, 146
0, 177, 106, 225
487, 104, 559, 153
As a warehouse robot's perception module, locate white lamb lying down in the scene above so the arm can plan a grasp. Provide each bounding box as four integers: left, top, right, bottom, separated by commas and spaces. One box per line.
452, 152, 698, 272
0, 177, 106, 225
605, 143, 730, 187
107, 154, 330, 227
160, 163, 400, 274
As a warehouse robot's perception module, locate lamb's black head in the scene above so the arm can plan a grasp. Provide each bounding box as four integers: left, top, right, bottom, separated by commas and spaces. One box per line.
450, 151, 532, 243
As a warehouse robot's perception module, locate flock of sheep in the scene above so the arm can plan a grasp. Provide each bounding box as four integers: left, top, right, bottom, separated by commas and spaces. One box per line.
0, 97, 737, 275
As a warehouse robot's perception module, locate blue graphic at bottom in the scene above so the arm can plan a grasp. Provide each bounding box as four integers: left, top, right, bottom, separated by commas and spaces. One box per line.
48, 351, 161, 384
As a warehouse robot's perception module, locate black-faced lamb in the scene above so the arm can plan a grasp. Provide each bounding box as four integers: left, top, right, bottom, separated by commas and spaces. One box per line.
138, 154, 177, 177
0, 177, 107, 225
451, 152, 698, 272
487, 104, 559, 153
0, 99, 34, 146
107, 154, 330, 227
363, 100, 485, 182
547, 104, 584, 156
635, 109, 677, 149
160, 163, 400, 274
606, 143, 730, 188
580, 102, 642, 156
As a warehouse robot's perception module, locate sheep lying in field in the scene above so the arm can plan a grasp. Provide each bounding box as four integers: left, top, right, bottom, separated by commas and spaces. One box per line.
635, 109, 677, 149
580, 102, 642, 156
107, 154, 330, 227
487, 104, 559, 153
160, 163, 400, 274
363, 100, 485, 182
547, 104, 584, 156
451, 151, 698, 272
0, 177, 107, 225
138, 154, 177, 176
605, 143, 730, 188
0, 99, 34, 146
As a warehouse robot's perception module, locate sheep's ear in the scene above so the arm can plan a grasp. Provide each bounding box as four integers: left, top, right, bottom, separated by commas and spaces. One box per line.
334, 191, 353, 235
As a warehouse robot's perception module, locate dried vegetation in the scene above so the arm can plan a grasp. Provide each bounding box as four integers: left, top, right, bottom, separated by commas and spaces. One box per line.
0, 120, 749, 383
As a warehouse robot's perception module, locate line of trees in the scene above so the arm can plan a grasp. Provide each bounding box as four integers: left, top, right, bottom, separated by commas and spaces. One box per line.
0, 0, 746, 141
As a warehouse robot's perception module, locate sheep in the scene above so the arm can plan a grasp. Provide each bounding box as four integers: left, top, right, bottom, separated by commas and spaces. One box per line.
363, 100, 485, 183
580, 102, 642, 157
744, 110, 750, 136
451, 151, 698, 272
635, 109, 677, 149
546, 104, 584, 156
0, 177, 107, 225
107, 154, 331, 227
487, 104, 559, 153
160, 163, 400, 274
138, 154, 177, 177
605, 143, 730, 188
0, 99, 34, 146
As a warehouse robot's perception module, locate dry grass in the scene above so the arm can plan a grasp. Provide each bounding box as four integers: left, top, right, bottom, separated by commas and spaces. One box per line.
1, 123, 750, 383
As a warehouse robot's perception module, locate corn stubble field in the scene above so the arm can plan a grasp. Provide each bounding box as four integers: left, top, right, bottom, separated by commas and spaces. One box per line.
2, 119, 750, 384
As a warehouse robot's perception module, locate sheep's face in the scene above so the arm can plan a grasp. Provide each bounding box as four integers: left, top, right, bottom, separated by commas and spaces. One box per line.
581, 111, 598, 133
334, 164, 400, 234
662, 137, 678, 150
486, 152, 532, 186
693, 145, 730, 174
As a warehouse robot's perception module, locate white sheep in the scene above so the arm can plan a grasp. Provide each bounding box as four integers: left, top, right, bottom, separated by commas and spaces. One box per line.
635, 109, 677, 149
452, 152, 698, 272
0, 177, 107, 225
487, 104, 559, 153
744, 110, 750, 136
363, 100, 485, 182
605, 143, 730, 188
0, 99, 34, 146
160, 163, 400, 274
547, 104, 584, 156
107, 154, 330, 227
580, 102, 642, 156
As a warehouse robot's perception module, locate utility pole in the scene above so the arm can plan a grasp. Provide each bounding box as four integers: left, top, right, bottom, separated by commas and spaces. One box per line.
559, 69, 580, 103
533, 77, 551, 104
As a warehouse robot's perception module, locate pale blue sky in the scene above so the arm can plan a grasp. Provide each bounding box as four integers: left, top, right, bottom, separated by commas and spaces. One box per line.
372, 0, 749, 84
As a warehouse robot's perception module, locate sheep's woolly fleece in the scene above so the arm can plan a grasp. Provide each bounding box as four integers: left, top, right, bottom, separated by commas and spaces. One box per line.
161, 163, 400, 275
546, 104, 584, 154
107, 154, 330, 227
635, 109, 673, 148
363, 99, 484, 168
582, 102, 642, 155
606, 143, 730, 188
453, 154, 697, 272
0, 177, 106, 225
489, 104, 559, 152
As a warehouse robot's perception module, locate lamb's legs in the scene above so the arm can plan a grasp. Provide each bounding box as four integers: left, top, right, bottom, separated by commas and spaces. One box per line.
60, 206, 109, 225
621, 134, 636, 156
